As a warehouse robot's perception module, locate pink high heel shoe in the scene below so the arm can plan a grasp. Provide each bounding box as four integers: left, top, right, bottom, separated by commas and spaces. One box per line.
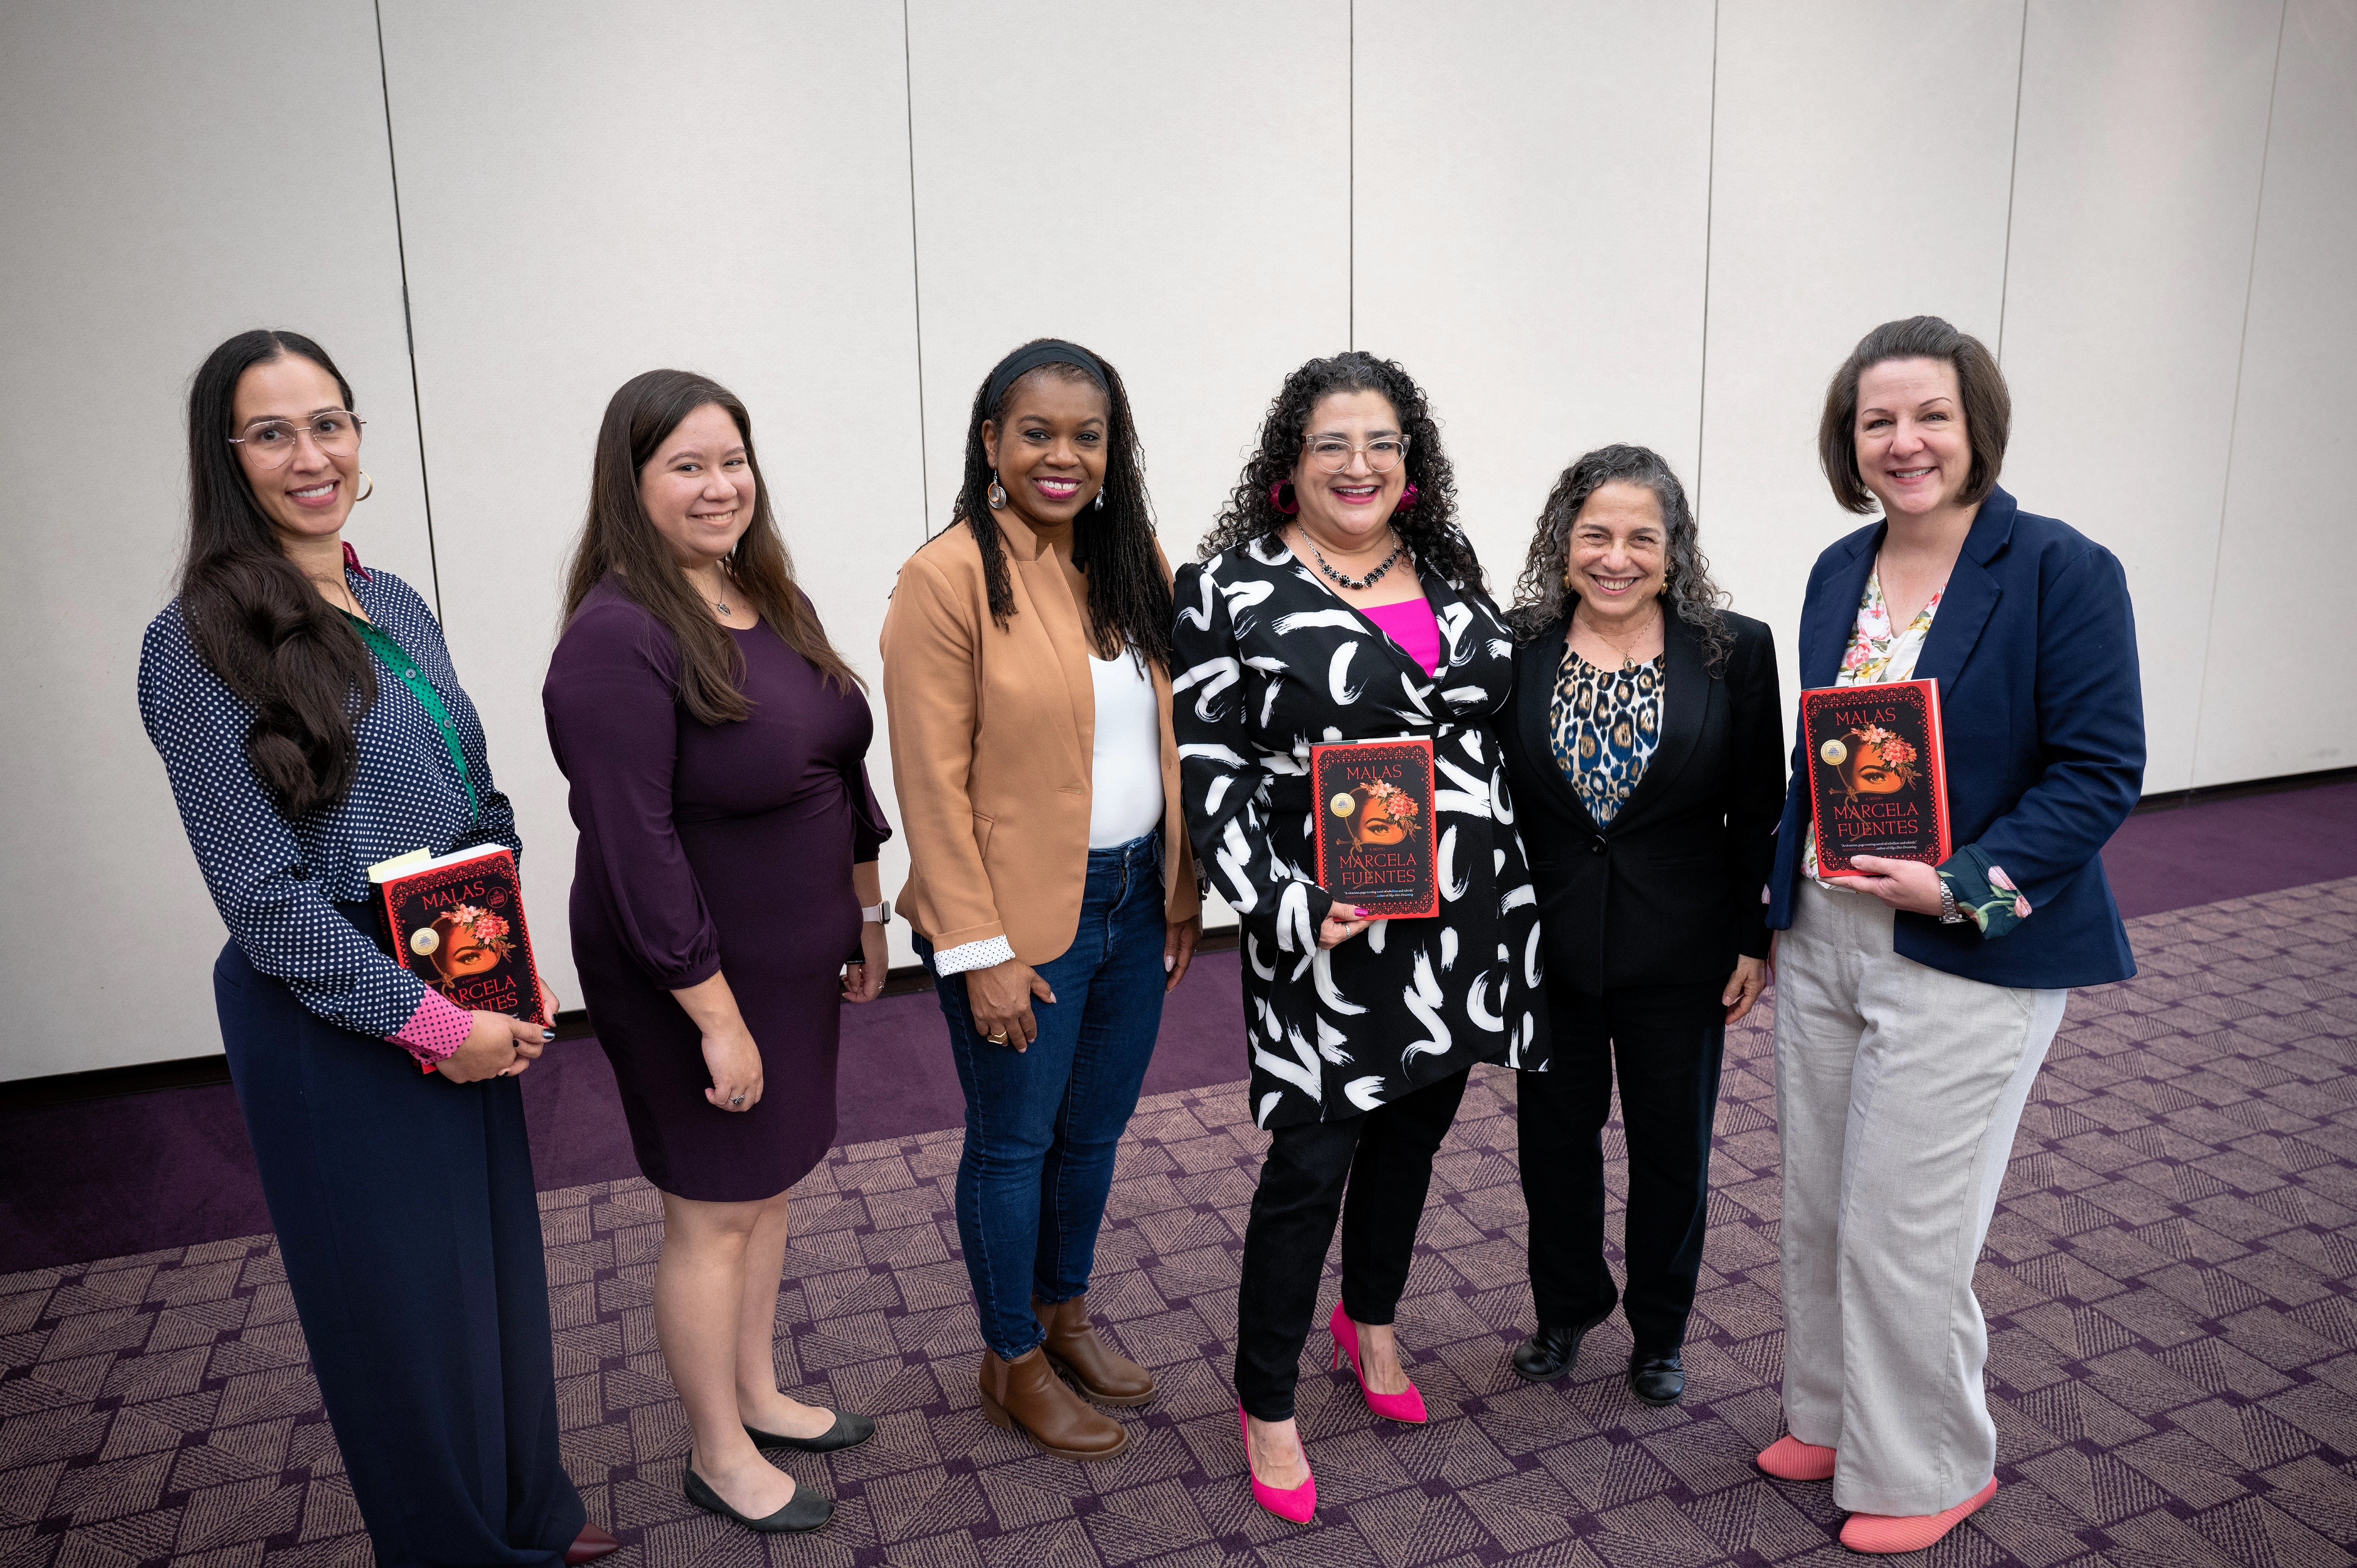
1329, 1302, 1427, 1423
1238, 1404, 1316, 1523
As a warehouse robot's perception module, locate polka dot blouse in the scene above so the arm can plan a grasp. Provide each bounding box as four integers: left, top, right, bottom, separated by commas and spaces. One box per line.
138, 553, 520, 1064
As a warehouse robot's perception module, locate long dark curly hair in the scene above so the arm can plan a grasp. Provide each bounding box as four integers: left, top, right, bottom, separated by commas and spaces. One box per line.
176, 328, 379, 820
1199, 351, 1486, 594
950, 340, 1172, 670
1506, 443, 1733, 673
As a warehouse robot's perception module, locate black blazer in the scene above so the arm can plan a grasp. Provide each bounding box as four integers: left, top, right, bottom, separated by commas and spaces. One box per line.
1500, 608, 1785, 996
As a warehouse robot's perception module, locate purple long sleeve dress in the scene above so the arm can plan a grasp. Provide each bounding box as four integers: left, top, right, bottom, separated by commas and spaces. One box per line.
544, 578, 890, 1200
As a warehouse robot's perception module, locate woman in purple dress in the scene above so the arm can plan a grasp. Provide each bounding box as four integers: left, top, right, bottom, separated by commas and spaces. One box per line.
543, 370, 892, 1538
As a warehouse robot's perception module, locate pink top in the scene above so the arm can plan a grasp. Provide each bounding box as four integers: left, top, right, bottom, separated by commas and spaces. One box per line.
1362, 598, 1441, 676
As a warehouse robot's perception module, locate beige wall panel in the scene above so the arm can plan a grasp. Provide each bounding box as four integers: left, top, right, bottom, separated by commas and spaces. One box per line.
1699, 1, 2023, 729
905, 0, 1352, 932
2000, 0, 2281, 794
2196, 0, 2357, 786
378, 2, 927, 985
1353, 1, 1716, 586
0, 1, 430, 1079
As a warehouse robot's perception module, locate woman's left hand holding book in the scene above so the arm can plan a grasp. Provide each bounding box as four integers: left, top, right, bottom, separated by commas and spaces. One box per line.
443, 999, 560, 1083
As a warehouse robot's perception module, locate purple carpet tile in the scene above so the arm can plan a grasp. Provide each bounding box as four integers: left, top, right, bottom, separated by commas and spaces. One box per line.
2, 878, 2351, 1567
4, 777, 2352, 1274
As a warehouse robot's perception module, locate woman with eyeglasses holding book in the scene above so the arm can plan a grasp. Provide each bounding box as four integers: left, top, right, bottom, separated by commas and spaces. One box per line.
138, 331, 609, 1568
1759, 317, 2144, 1553
1172, 351, 1545, 1524
544, 369, 893, 1537
880, 339, 1199, 1466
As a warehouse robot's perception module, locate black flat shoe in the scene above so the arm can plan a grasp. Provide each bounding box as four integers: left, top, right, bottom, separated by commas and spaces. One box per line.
1629, 1349, 1685, 1407
1511, 1308, 1612, 1383
683, 1465, 833, 1533
745, 1410, 876, 1454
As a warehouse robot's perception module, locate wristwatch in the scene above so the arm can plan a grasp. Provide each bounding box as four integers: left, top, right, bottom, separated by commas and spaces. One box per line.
1936, 880, 1966, 924
861, 900, 892, 925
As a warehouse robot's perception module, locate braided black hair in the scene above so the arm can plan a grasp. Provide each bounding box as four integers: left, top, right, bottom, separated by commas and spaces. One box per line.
949, 340, 1172, 668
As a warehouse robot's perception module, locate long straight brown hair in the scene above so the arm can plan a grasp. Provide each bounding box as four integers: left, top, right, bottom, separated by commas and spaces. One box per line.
562, 369, 858, 723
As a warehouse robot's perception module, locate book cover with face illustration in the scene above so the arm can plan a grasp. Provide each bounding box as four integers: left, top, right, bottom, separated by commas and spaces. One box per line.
1801, 677, 1951, 877
1310, 737, 1439, 919
374, 845, 546, 1023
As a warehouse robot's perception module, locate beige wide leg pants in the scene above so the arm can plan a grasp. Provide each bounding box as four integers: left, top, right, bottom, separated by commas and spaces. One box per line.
1773, 879, 2067, 1516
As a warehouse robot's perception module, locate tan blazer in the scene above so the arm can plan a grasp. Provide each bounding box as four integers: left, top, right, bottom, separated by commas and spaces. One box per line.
879, 513, 1200, 965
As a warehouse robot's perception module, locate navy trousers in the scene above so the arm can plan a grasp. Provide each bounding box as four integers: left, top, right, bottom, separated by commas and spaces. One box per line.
213, 942, 583, 1568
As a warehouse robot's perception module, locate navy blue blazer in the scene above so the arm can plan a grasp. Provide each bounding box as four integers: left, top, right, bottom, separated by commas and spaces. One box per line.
1767, 487, 2144, 989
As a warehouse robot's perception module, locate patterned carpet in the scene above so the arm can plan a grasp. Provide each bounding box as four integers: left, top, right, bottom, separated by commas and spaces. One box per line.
3, 879, 2354, 1567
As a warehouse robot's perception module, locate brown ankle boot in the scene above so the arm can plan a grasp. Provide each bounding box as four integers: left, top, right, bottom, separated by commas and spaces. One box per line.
1034, 1294, 1155, 1406
978, 1347, 1129, 1460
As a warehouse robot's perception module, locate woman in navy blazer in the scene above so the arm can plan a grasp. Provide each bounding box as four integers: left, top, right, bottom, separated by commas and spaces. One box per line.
1757, 317, 2144, 1553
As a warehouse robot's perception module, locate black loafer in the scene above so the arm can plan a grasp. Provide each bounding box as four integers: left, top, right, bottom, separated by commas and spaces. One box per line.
1629, 1349, 1685, 1407
684, 1466, 833, 1533
1511, 1308, 1612, 1383
745, 1410, 876, 1454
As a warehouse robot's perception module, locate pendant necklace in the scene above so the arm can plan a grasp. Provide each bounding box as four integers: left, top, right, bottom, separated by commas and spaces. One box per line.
1302, 529, 1406, 592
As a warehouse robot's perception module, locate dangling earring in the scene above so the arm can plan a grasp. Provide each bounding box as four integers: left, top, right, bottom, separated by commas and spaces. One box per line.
1396, 482, 1420, 511
353, 470, 374, 503
1093, 488, 1105, 511
987, 471, 1007, 510
1268, 479, 1299, 515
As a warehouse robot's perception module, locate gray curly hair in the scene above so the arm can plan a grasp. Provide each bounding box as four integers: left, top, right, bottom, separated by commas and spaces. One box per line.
1505, 443, 1733, 673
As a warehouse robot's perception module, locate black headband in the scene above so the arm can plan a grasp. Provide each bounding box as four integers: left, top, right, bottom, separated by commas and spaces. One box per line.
984, 340, 1109, 413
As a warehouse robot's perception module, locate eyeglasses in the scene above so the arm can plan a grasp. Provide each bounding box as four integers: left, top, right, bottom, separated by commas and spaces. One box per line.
1303, 433, 1409, 474
227, 410, 365, 468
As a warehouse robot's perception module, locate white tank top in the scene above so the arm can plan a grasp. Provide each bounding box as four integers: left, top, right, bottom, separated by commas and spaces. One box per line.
1088, 649, 1166, 847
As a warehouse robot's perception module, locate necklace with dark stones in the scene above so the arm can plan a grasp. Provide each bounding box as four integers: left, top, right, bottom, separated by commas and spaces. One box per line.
1303, 529, 1406, 592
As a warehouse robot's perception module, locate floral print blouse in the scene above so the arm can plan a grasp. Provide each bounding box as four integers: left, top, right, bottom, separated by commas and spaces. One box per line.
1550, 650, 1663, 828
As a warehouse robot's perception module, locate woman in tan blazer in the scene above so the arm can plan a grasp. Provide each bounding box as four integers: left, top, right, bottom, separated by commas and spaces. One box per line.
881, 339, 1200, 1463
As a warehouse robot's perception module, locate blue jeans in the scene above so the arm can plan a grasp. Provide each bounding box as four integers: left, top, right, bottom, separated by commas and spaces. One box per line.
915, 831, 1169, 1362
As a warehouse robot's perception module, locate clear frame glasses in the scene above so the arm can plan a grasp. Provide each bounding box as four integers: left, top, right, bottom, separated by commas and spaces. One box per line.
227, 410, 365, 468
1303, 432, 1409, 474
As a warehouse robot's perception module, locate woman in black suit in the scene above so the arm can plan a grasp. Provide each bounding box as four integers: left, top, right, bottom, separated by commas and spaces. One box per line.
1496, 444, 1784, 1407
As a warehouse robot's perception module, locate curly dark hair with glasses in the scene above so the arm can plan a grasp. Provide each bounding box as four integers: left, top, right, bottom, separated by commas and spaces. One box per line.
1506, 443, 1734, 673
1198, 351, 1485, 594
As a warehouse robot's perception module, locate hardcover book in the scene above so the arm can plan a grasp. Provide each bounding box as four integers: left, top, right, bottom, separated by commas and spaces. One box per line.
370, 844, 547, 1024
1801, 678, 1951, 877
1310, 737, 1439, 920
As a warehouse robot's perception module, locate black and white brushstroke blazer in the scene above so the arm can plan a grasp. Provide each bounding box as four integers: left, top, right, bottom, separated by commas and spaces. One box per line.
1171, 535, 1549, 1131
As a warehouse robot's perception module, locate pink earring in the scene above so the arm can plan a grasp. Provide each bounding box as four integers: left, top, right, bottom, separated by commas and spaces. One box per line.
1268, 479, 1299, 515
1396, 482, 1420, 511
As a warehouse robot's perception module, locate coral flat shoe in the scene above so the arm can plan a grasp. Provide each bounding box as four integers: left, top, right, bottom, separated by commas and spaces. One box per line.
1328, 1302, 1427, 1423
1840, 1478, 1999, 1553
1756, 1434, 1838, 1481
1239, 1404, 1317, 1524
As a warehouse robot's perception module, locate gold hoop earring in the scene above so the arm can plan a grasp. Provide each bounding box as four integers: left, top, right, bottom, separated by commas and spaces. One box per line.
354, 470, 374, 503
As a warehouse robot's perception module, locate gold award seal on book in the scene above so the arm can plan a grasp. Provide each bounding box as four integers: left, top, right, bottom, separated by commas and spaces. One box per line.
1330, 792, 1356, 816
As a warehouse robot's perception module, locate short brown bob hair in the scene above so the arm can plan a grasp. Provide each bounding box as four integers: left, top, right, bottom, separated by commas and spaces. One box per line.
1818, 315, 2011, 514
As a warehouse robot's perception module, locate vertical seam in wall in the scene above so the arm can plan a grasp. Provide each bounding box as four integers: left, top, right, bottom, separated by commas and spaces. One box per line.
1347, 0, 1355, 350
2186, 0, 2289, 796
1994, 1, 2030, 360
370, 0, 441, 617
1692, 0, 1719, 509
901, 0, 932, 535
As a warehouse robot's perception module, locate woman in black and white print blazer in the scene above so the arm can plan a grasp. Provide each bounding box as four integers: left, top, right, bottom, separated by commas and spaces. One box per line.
1172, 352, 1544, 1522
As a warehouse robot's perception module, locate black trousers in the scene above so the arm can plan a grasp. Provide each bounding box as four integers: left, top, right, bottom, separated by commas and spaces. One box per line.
1517, 979, 1727, 1354
213, 942, 584, 1568
1233, 1069, 1470, 1420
